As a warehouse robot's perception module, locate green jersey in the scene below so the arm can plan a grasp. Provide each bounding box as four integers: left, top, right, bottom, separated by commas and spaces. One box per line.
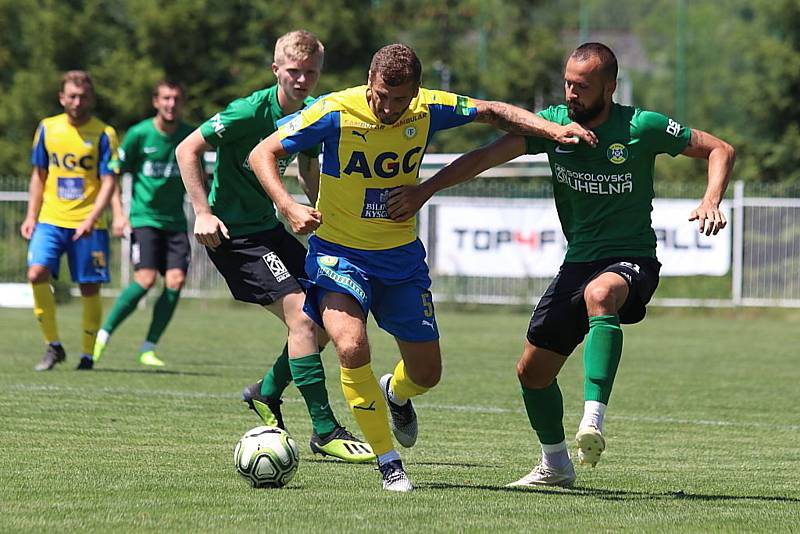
199, 84, 318, 237
525, 103, 691, 262
119, 118, 194, 231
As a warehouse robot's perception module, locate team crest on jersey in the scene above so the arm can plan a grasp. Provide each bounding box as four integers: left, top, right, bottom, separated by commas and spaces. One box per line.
404, 126, 417, 139
607, 143, 628, 164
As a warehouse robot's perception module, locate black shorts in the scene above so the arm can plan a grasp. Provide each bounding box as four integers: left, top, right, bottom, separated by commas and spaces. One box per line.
205, 225, 306, 305
132, 227, 191, 274
527, 256, 661, 356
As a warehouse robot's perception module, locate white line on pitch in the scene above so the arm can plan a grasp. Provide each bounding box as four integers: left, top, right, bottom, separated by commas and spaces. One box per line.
7, 383, 799, 432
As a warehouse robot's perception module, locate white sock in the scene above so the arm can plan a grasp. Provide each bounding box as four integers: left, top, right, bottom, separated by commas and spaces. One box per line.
140, 341, 156, 353
378, 449, 401, 466
541, 441, 571, 470
388, 385, 408, 406
96, 330, 110, 344
580, 400, 607, 433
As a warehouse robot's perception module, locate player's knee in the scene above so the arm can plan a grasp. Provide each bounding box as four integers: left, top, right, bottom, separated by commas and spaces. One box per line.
135, 270, 157, 289
27, 266, 49, 284
414, 365, 441, 388
332, 334, 369, 364
584, 284, 617, 312
286, 313, 317, 340
165, 273, 185, 290
516, 359, 554, 390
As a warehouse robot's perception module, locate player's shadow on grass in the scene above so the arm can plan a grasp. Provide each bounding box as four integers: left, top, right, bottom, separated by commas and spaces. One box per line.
424, 483, 800, 503
89, 368, 219, 377
413, 460, 500, 468
303, 459, 495, 469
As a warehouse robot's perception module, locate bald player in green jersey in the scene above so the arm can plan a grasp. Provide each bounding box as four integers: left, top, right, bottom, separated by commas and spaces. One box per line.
388, 42, 736, 488
91, 80, 194, 369
176, 29, 373, 463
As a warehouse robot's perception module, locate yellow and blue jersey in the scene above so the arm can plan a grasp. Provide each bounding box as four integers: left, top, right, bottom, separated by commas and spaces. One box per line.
278, 86, 477, 250
31, 113, 119, 229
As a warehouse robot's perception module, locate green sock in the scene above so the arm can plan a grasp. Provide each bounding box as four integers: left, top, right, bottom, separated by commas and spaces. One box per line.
102, 281, 148, 334
521, 379, 565, 445
259, 344, 292, 399
583, 315, 623, 404
289, 353, 338, 438
145, 288, 181, 344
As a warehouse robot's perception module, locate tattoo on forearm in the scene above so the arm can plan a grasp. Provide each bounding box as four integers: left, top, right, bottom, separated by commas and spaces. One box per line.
479, 102, 546, 136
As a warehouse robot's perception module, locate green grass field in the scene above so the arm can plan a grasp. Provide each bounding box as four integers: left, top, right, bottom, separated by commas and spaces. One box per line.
1, 300, 798, 532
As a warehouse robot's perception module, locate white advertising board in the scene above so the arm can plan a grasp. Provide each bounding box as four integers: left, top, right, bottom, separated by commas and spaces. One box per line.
431, 199, 730, 277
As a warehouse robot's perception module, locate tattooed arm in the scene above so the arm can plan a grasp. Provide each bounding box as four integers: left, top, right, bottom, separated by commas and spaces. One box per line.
682, 128, 736, 236
473, 99, 597, 146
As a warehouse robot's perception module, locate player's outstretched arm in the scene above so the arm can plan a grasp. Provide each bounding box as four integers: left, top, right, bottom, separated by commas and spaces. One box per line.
249, 133, 321, 235
388, 134, 526, 222
682, 128, 736, 236
176, 128, 229, 248
473, 99, 597, 147
20, 167, 46, 240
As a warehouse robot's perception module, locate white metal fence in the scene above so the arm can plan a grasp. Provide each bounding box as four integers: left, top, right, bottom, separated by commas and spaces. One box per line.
2, 155, 799, 307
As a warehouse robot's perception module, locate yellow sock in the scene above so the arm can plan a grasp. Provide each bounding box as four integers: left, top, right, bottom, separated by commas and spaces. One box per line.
31, 282, 59, 344
340, 363, 394, 456
82, 293, 102, 355
390, 359, 430, 402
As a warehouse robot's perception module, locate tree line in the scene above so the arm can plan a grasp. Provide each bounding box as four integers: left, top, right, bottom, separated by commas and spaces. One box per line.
1, 0, 798, 184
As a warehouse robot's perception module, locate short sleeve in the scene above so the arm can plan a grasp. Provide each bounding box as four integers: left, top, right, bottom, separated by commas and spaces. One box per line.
278, 99, 338, 155
427, 91, 477, 133
98, 126, 120, 176
31, 123, 48, 168
117, 127, 140, 174
200, 99, 258, 147
634, 110, 691, 156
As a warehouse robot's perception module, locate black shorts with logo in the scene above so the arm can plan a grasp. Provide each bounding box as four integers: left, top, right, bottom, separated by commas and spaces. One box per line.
205, 224, 306, 306
527, 256, 661, 356
132, 226, 191, 274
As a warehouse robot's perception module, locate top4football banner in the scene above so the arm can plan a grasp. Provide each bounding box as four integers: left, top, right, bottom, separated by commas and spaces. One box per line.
427, 199, 731, 277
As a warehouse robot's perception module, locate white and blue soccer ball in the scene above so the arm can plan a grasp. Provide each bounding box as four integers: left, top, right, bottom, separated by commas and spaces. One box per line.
234, 426, 299, 488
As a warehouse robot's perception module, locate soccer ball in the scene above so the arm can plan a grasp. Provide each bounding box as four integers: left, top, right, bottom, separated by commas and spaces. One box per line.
234, 426, 299, 488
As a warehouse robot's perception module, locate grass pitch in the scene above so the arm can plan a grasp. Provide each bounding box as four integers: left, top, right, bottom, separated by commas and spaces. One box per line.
1, 300, 798, 532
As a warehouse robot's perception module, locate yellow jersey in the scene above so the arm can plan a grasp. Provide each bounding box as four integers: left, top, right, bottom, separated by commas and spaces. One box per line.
278, 86, 476, 250
31, 113, 119, 228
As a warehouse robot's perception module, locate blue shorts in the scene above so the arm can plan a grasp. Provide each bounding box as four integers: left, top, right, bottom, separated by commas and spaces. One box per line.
28, 222, 111, 283
303, 236, 439, 342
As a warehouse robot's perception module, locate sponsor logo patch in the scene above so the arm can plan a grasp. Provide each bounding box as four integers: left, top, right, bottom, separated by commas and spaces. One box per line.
361, 187, 399, 219
262, 252, 291, 282
666, 118, 682, 137
91, 251, 106, 270
319, 255, 338, 267
283, 115, 304, 134
210, 113, 225, 138
404, 126, 417, 139
317, 264, 367, 302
